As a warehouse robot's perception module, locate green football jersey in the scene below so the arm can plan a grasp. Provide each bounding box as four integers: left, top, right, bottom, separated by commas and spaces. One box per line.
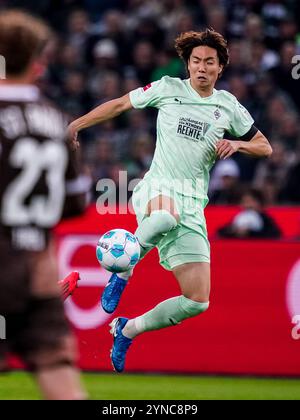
129, 76, 254, 201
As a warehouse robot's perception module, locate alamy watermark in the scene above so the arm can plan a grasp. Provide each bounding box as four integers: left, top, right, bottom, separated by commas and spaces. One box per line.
95, 171, 206, 216
292, 55, 300, 80
0, 55, 6, 80
0, 315, 6, 340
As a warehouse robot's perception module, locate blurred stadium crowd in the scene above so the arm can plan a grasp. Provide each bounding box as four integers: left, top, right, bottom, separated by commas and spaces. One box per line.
1, 0, 300, 205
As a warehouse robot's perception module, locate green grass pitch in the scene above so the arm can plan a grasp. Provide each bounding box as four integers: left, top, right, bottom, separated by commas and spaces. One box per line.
1, 372, 300, 400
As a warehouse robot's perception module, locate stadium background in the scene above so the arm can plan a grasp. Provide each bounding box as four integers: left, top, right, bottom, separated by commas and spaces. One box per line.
1, 0, 300, 399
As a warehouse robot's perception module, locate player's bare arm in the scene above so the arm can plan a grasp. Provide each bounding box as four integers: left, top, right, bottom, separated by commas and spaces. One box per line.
216, 131, 272, 160
68, 93, 133, 149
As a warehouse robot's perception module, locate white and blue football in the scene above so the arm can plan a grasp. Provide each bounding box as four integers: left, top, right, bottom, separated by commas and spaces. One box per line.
96, 229, 140, 273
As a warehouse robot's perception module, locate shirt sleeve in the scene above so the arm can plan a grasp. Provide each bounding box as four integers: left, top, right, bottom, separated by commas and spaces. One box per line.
129, 77, 168, 109
228, 100, 255, 138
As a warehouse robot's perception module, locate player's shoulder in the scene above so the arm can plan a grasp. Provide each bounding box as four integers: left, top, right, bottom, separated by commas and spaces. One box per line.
215, 89, 239, 105
154, 75, 186, 89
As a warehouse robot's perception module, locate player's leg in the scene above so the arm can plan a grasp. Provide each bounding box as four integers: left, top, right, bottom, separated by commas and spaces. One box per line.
34, 334, 86, 400
109, 219, 211, 373
135, 194, 180, 258
125, 224, 211, 334
123, 262, 210, 336
26, 245, 87, 400
173, 262, 210, 302
36, 367, 84, 400
0, 343, 8, 373
29, 304, 86, 400
101, 194, 180, 314
110, 262, 210, 373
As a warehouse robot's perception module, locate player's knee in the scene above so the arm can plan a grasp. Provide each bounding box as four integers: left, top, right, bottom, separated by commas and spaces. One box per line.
187, 293, 210, 304
184, 288, 210, 304
190, 300, 210, 315
180, 296, 210, 318
150, 209, 179, 233
194, 300, 210, 315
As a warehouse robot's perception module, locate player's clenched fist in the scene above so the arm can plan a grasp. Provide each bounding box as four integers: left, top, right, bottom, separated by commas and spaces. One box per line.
216, 139, 240, 160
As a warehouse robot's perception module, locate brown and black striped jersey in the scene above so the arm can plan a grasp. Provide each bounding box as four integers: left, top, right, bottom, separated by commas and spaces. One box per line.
0, 85, 87, 252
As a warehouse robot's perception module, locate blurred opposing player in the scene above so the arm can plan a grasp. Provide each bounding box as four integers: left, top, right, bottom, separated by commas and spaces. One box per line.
0, 11, 88, 398
68, 29, 272, 373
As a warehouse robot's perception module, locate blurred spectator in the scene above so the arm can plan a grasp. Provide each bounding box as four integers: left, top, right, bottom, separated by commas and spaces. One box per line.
67, 9, 91, 57
125, 134, 155, 179
251, 73, 275, 126
131, 16, 166, 50
86, 10, 130, 66
88, 41, 121, 99
222, 40, 250, 82
91, 71, 122, 104
59, 71, 92, 117
217, 188, 282, 238
92, 137, 116, 179
160, 0, 196, 33
279, 17, 299, 45
84, 0, 126, 22
130, 41, 157, 85
205, 6, 229, 39
126, 109, 152, 137
263, 94, 294, 138
261, 0, 289, 48
253, 141, 293, 204
269, 42, 300, 110
227, 76, 253, 109
152, 49, 185, 81
247, 40, 279, 73
278, 112, 300, 151
244, 13, 264, 43
279, 158, 300, 204
209, 159, 242, 205
228, 0, 263, 38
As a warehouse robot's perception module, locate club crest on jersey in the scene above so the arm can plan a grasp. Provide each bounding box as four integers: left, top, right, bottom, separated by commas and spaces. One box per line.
143, 83, 152, 92
214, 107, 221, 120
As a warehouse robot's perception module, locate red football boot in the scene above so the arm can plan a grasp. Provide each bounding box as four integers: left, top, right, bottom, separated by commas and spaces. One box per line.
58, 272, 80, 301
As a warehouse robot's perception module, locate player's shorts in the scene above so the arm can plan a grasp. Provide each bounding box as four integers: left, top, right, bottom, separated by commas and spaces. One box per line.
132, 178, 210, 271
0, 237, 77, 371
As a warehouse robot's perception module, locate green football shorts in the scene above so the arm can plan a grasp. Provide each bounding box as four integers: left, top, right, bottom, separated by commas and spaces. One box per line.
132, 179, 210, 271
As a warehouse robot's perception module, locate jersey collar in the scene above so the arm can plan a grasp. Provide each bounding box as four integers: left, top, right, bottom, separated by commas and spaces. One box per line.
186, 79, 217, 100
0, 84, 40, 102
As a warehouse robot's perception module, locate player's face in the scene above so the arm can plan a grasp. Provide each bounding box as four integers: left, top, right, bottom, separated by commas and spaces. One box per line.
188, 46, 223, 93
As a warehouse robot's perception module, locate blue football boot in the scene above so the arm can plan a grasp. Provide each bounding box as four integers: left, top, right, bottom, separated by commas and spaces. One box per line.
101, 273, 127, 314
110, 317, 132, 373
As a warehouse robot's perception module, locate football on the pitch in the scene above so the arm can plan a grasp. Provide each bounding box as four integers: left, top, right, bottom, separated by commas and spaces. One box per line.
96, 229, 140, 273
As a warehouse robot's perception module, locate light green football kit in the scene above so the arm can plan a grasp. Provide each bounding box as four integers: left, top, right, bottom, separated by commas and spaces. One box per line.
129, 76, 254, 270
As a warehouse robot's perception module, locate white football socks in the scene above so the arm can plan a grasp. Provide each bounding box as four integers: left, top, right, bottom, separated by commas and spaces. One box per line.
122, 317, 144, 339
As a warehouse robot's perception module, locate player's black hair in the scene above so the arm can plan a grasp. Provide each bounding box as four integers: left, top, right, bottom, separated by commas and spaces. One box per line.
175, 29, 229, 76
